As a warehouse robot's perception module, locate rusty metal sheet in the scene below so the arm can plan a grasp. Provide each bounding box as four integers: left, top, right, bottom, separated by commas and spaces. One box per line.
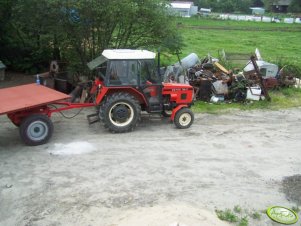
0, 83, 70, 115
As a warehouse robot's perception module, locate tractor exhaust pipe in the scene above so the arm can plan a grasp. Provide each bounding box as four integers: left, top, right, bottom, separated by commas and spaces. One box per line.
157, 48, 161, 81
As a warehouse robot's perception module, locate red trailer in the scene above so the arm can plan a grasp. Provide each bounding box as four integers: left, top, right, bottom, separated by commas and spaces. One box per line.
0, 83, 95, 146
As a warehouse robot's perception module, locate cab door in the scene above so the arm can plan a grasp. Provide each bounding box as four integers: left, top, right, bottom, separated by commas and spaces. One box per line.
139, 60, 163, 112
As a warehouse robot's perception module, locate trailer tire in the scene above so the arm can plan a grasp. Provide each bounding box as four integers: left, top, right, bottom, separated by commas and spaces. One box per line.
103, 92, 141, 133
174, 108, 194, 129
19, 114, 53, 146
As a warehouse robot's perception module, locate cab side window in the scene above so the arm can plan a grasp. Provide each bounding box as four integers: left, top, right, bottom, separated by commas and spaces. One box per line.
108, 61, 138, 85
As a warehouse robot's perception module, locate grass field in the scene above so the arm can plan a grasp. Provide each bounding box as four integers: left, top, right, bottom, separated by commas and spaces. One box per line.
160, 17, 301, 112
161, 17, 301, 69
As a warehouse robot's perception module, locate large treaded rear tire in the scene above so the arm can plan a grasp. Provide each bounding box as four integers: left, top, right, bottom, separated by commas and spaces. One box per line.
19, 114, 53, 146
174, 108, 194, 129
102, 92, 141, 133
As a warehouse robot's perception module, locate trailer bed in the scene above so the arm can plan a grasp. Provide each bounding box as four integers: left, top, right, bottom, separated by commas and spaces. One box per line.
0, 83, 70, 115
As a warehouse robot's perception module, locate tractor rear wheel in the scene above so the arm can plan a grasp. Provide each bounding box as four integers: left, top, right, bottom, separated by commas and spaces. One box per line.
102, 92, 141, 133
174, 108, 194, 129
19, 114, 53, 146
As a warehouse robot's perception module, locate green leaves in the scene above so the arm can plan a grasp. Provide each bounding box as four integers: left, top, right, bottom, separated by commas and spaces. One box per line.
1, 0, 179, 73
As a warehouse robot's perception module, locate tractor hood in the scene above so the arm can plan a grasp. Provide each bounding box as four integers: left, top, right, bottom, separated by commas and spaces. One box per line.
163, 83, 193, 90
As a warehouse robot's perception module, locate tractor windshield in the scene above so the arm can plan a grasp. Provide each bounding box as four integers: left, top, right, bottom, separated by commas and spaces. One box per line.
106, 59, 160, 86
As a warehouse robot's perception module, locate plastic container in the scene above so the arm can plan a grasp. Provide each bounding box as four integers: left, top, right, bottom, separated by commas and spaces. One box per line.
210, 95, 224, 103
174, 53, 200, 69
247, 87, 261, 101
36, 74, 40, 85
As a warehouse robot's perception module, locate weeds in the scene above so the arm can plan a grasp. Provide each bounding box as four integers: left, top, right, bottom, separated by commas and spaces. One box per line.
234, 205, 242, 213
216, 206, 262, 226
251, 211, 261, 220
239, 216, 249, 226
192, 87, 301, 113
215, 209, 239, 223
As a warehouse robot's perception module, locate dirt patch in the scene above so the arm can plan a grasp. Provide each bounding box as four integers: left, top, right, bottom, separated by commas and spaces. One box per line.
112, 204, 229, 226
282, 174, 301, 205
1, 98, 301, 225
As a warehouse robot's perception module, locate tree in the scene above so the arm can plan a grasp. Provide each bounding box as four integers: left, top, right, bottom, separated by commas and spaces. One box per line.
251, 0, 264, 7
263, 0, 274, 11
1, 0, 180, 73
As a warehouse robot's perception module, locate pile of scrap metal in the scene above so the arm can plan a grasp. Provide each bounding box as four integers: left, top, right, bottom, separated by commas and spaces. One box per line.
186, 54, 271, 102
171, 49, 300, 103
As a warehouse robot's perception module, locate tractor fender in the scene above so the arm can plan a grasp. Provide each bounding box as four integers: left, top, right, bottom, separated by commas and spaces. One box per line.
95, 86, 147, 105
170, 104, 188, 121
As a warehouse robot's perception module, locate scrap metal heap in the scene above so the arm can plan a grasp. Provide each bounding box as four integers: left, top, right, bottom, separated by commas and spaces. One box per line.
170, 50, 300, 103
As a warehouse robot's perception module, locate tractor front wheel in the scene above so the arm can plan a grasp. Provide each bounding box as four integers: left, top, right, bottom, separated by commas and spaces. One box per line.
102, 92, 141, 133
19, 114, 53, 146
174, 108, 194, 129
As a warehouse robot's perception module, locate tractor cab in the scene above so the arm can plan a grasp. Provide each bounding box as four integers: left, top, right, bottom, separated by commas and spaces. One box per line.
89, 49, 163, 112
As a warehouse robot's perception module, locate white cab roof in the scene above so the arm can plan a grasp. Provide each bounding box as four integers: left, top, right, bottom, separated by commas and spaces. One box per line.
102, 49, 156, 60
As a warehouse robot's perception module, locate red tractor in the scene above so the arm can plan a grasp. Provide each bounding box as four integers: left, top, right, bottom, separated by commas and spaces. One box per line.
88, 49, 195, 133
0, 49, 194, 146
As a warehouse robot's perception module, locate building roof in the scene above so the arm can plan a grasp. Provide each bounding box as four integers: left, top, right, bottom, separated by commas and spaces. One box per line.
250, 7, 265, 10
170, 1, 194, 9
200, 8, 211, 12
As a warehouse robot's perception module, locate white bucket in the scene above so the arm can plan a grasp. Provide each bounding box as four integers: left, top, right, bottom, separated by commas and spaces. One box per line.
174, 53, 200, 70
247, 87, 262, 101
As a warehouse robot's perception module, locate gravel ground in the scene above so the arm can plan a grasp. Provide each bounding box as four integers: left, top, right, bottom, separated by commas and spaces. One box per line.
1, 105, 301, 226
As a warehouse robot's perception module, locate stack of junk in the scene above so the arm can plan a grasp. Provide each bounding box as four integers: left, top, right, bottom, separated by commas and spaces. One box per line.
163, 49, 300, 103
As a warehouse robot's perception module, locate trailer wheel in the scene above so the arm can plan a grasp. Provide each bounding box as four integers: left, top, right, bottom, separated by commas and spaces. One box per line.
174, 108, 194, 129
19, 114, 53, 146
103, 92, 141, 133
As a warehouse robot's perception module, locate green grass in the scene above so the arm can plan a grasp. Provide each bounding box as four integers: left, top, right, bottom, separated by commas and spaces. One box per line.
234, 205, 242, 213
192, 87, 301, 113
160, 18, 301, 69
176, 17, 301, 30
239, 216, 249, 226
